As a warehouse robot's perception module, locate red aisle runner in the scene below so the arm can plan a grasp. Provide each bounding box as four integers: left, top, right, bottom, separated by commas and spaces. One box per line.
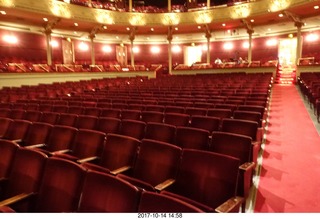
254, 85, 320, 212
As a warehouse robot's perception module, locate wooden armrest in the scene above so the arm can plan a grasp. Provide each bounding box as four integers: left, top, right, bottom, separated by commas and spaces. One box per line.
239, 162, 255, 171
12, 139, 22, 144
215, 196, 244, 213
110, 166, 131, 175
77, 156, 99, 164
155, 178, 175, 191
25, 143, 46, 149
0, 193, 34, 207
51, 149, 71, 155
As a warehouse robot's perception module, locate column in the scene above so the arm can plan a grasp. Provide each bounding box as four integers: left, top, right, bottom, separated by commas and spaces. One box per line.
295, 22, 303, 65
205, 32, 211, 64
207, 0, 210, 8
45, 29, 52, 66
167, 26, 173, 75
89, 34, 95, 66
129, 0, 133, 12
130, 38, 135, 67
247, 29, 253, 63
129, 27, 136, 67
168, 0, 171, 12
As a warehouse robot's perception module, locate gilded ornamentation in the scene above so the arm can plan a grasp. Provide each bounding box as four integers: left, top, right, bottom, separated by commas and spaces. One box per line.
269, 0, 291, 12
230, 4, 251, 19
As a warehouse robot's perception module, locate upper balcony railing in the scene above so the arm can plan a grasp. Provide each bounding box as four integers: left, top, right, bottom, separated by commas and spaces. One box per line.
59, 0, 255, 13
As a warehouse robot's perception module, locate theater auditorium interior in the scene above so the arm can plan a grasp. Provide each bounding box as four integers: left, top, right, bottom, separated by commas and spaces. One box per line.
0, 0, 320, 214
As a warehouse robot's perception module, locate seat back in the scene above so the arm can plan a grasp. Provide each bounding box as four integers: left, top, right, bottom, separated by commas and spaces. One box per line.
221, 118, 258, 141
0, 109, 11, 118
75, 115, 98, 129
96, 117, 121, 134
45, 125, 78, 152
0, 117, 13, 137
0, 139, 19, 179
141, 111, 164, 123
52, 105, 69, 113
20, 122, 53, 146
210, 132, 252, 165
39, 112, 60, 125
78, 170, 140, 212
233, 110, 262, 127
189, 115, 220, 133
145, 122, 176, 144
169, 149, 240, 210
175, 126, 210, 150
131, 139, 182, 187
3, 119, 32, 141
35, 157, 87, 212
83, 107, 102, 117
70, 129, 106, 159
119, 119, 146, 140
2, 148, 48, 211
100, 133, 141, 172
100, 108, 121, 118
164, 113, 190, 127
120, 109, 141, 120
56, 113, 78, 127
9, 109, 26, 120
207, 108, 232, 119
23, 110, 42, 122
68, 106, 84, 115
185, 107, 207, 117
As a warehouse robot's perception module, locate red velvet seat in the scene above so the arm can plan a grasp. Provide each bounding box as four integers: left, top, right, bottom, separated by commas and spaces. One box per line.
189, 115, 220, 133
117, 139, 182, 192
81, 133, 140, 175
1, 119, 32, 141
75, 115, 98, 129
119, 119, 146, 140
0, 117, 13, 138
23, 110, 42, 122
161, 149, 243, 213
9, 109, 26, 120
33, 157, 87, 212
207, 108, 232, 119
141, 111, 164, 123
0, 139, 19, 180
14, 122, 53, 147
100, 108, 121, 118
77, 170, 141, 212
96, 117, 121, 134
175, 126, 210, 150
53, 129, 106, 163
0, 148, 48, 212
164, 113, 190, 127
26, 125, 78, 155
145, 122, 176, 144
121, 109, 141, 120
55, 113, 78, 127
39, 112, 60, 125
210, 131, 255, 212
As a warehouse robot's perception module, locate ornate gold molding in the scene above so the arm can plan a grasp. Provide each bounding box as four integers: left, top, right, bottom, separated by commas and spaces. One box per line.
0, 0, 310, 27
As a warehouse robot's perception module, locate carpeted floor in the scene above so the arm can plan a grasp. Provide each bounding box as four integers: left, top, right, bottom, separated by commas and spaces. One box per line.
254, 84, 320, 212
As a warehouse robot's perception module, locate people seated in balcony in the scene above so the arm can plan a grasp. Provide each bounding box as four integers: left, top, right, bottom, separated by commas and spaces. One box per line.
214, 57, 222, 65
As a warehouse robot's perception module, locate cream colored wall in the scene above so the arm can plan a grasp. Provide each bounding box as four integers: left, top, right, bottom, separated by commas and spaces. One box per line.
172, 67, 277, 77
0, 71, 156, 88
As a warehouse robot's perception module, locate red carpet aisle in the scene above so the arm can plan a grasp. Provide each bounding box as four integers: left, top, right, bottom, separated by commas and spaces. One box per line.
254, 84, 320, 212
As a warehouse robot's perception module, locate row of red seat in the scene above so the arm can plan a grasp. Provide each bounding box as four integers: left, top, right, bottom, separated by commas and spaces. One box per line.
298, 72, 320, 122
0, 142, 206, 212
